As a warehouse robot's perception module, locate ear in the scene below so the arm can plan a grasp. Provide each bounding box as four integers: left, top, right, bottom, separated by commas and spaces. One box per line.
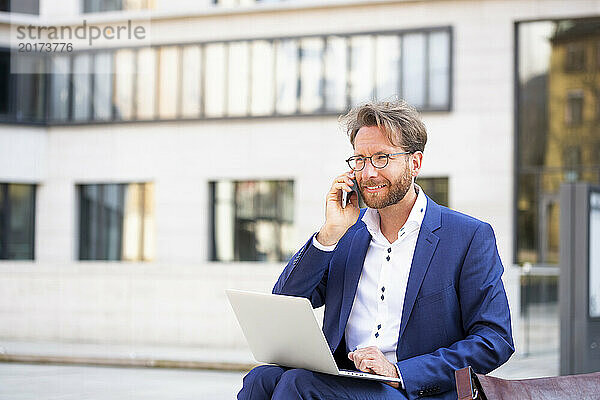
410, 151, 423, 177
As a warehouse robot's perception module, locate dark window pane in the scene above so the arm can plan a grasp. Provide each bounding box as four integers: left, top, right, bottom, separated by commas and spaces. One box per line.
0, 50, 10, 118
79, 183, 154, 261
14, 53, 45, 122
211, 180, 295, 262
416, 177, 448, 207
83, 0, 123, 13
0, 184, 35, 260
0, 0, 39, 14
566, 90, 584, 126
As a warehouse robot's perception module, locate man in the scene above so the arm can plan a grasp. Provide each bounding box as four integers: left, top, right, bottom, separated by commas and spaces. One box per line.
238, 100, 514, 399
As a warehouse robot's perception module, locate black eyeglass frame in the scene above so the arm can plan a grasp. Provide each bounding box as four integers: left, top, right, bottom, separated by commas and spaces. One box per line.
345, 152, 413, 171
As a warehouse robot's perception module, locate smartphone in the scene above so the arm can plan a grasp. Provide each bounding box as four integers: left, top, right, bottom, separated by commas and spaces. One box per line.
342, 178, 361, 208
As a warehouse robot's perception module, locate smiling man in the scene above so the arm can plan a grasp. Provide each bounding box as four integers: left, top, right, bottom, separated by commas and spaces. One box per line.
238, 100, 514, 400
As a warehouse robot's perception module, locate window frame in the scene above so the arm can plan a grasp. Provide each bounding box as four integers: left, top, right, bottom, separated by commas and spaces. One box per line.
0, 26, 453, 126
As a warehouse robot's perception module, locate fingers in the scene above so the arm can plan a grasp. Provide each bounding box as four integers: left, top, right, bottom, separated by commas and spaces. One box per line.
347, 347, 393, 376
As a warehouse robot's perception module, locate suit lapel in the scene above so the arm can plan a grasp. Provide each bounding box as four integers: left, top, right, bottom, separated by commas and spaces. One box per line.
339, 226, 371, 337
397, 196, 441, 341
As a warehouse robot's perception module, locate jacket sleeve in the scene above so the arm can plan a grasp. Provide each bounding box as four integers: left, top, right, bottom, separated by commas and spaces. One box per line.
272, 233, 336, 308
396, 222, 515, 399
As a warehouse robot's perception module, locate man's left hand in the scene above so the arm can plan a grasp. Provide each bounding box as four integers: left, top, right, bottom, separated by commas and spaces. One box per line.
348, 346, 400, 389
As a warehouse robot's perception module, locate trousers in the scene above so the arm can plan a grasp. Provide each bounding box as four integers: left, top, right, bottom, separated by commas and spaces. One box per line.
237, 365, 409, 400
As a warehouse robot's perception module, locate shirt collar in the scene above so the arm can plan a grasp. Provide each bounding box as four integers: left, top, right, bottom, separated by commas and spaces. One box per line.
361, 184, 428, 244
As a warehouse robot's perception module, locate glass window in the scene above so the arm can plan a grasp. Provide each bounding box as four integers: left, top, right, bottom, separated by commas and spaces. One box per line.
375, 35, 400, 101
0, 184, 35, 260
350, 35, 374, 106
210, 180, 294, 262
251, 40, 275, 116
565, 43, 586, 72
2, 0, 39, 14
78, 183, 154, 261
324, 36, 347, 112
136, 48, 156, 120
114, 49, 135, 120
158, 46, 181, 119
14, 54, 45, 122
181, 45, 202, 118
50, 55, 70, 121
204, 43, 226, 117
428, 30, 450, 108
93, 52, 113, 121
0, 50, 10, 118
72, 53, 92, 121
299, 38, 324, 113
83, 0, 122, 12
566, 90, 584, 126
275, 40, 299, 114
402, 33, 426, 108
517, 19, 600, 265
416, 177, 448, 207
227, 42, 250, 116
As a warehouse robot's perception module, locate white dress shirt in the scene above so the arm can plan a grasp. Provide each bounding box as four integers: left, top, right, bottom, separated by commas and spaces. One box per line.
313, 186, 427, 384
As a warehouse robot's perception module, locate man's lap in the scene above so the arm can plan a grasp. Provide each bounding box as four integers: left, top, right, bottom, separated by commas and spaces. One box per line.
239, 365, 408, 400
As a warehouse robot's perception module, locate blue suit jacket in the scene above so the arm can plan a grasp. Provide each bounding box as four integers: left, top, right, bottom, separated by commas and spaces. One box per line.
273, 196, 514, 399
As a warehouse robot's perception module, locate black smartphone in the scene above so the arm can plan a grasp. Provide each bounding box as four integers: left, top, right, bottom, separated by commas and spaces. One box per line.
342, 178, 361, 208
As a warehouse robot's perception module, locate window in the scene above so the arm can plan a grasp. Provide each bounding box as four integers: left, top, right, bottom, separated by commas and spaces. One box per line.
3, 27, 452, 125
403, 33, 426, 108
565, 43, 585, 72
82, 0, 151, 13
0, 184, 35, 260
517, 19, 600, 265
50, 55, 71, 121
14, 53, 45, 122
0, 50, 11, 118
78, 183, 154, 261
158, 46, 181, 119
210, 180, 294, 262
72, 53, 92, 121
0, 0, 39, 14
566, 90, 584, 126
114, 49, 135, 120
181, 45, 202, 118
136, 48, 156, 120
324, 36, 347, 111
93, 52, 114, 121
416, 177, 448, 207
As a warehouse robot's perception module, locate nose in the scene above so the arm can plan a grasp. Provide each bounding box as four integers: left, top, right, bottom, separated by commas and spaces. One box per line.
361, 159, 379, 181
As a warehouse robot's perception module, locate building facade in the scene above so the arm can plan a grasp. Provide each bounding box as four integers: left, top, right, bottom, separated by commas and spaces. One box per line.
0, 0, 599, 351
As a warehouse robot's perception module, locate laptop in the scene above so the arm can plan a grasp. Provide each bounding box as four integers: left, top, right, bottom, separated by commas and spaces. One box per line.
226, 289, 401, 383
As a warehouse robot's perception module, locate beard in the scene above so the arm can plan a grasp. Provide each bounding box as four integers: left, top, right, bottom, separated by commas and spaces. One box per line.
358, 163, 413, 209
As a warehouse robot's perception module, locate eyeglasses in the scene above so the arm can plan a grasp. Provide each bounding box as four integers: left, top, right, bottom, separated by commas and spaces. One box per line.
345, 152, 412, 171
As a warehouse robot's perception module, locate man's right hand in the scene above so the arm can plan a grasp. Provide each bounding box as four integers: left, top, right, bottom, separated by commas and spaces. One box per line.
316, 171, 360, 246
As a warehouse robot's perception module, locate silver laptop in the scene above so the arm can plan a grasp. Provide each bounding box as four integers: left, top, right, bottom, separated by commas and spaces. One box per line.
226, 289, 401, 383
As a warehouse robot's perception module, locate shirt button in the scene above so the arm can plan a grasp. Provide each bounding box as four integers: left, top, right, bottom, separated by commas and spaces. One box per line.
381, 294, 385, 301
381, 286, 385, 292
377, 324, 381, 330
374, 332, 379, 338
420, 208, 423, 213
386, 255, 390, 261
387, 247, 391, 253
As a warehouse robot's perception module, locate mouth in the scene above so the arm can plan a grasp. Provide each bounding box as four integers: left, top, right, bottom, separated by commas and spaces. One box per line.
363, 184, 387, 193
